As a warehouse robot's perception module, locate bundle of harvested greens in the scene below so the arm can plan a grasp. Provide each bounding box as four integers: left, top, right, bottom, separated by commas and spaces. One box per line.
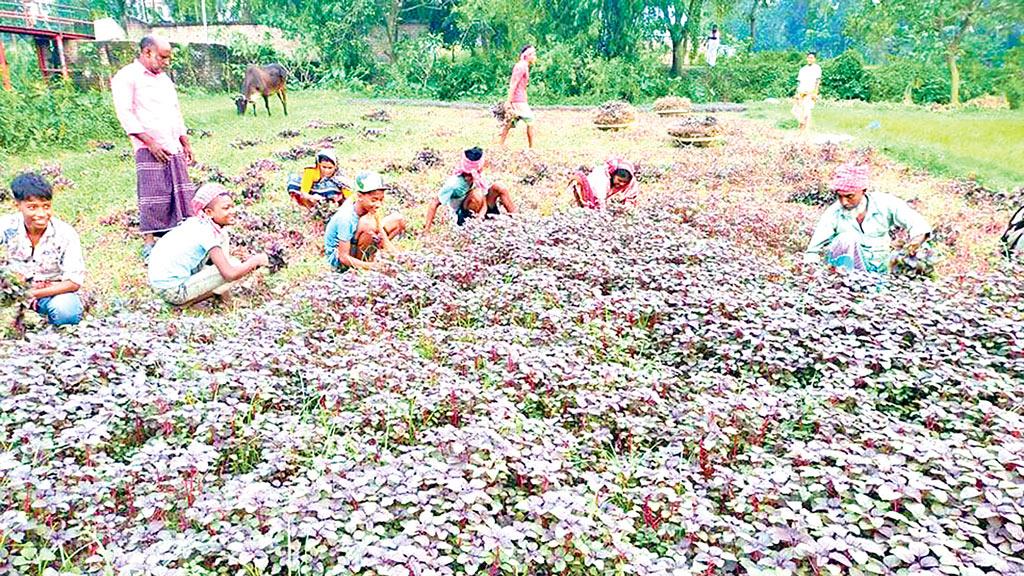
667, 116, 723, 139
593, 101, 637, 126
653, 96, 692, 113
362, 109, 392, 123
491, 102, 514, 127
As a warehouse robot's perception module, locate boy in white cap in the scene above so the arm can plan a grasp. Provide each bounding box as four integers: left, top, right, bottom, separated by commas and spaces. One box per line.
324, 172, 406, 272
148, 183, 269, 306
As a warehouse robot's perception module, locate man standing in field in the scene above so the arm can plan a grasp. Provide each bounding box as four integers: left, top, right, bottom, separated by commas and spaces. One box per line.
111, 35, 196, 260
498, 45, 537, 149
792, 51, 822, 133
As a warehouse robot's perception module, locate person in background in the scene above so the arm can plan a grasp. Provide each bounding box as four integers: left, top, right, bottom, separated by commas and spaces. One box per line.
147, 183, 268, 307
324, 172, 406, 271
0, 172, 85, 326
568, 157, 640, 210
111, 35, 197, 261
804, 163, 931, 273
498, 45, 538, 149
703, 26, 721, 67
286, 148, 352, 208
423, 147, 517, 232
792, 50, 822, 133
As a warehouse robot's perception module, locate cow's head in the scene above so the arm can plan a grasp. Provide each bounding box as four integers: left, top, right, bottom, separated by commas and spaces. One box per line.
234, 95, 250, 115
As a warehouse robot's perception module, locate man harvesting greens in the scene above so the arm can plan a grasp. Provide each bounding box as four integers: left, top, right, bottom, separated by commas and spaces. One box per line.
0, 172, 85, 326
423, 147, 517, 231
324, 172, 406, 272
148, 183, 269, 307
804, 163, 931, 273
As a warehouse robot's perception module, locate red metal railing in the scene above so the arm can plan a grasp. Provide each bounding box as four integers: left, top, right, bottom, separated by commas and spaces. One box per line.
0, 0, 93, 38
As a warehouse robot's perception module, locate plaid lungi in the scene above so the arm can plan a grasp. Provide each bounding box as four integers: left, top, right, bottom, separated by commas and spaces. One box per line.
136, 149, 195, 234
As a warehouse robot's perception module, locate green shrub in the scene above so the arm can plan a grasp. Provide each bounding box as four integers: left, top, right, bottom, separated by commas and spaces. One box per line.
433, 54, 504, 101
999, 47, 1024, 109
0, 82, 122, 154
821, 50, 870, 100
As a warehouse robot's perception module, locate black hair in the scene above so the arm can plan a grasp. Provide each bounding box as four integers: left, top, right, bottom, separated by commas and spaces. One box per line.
612, 168, 633, 183
520, 45, 534, 56
140, 35, 157, 51
10, 172, 53, 202
464, 147, 483, 162
807, 50, 817, 56
315, 154, 336, 165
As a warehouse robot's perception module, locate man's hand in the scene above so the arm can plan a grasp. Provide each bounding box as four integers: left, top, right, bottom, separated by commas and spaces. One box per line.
137, 133, 172, 163
904, 235, 928, 256
253, 254, 270, 268
27, 280, 51, 300
148, 142, 171, 163
180, 137, 194, 165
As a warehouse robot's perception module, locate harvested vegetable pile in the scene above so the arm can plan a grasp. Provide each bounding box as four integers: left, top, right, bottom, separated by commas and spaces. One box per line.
189, 162, 230, 185
362, 109, 392, 123
229, 138, 263, 150
407, 148, 444, 173
1, 206, 1021, 575
275, 144, 317, 161
593, 101, 637, 125
653, 96, 693, 112
667, 116, 723, 139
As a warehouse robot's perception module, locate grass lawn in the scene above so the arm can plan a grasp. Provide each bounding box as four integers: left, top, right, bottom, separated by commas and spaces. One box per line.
0, 91, 1016, 326
744, 100, 1024, 191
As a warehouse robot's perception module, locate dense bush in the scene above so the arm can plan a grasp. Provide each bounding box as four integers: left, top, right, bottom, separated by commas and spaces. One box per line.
821, 50, 870, 100
995, 47, 1024, 109
0, 83, 122, 153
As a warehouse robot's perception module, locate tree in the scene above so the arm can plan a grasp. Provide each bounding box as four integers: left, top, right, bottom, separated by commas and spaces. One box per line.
651, 0, 705, 75
382, 0, 451, 62
745, 0, 775, 47
853, 0, 1023, 105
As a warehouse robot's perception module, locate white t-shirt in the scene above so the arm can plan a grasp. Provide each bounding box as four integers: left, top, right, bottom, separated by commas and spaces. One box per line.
148, 217, 228, 289
797, 64, 822, 94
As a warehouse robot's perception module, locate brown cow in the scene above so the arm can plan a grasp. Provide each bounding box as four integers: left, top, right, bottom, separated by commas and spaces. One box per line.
235, 63, 288, 116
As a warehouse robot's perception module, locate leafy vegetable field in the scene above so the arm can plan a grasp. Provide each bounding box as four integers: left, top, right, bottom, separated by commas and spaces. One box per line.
2, 203, 1022, 575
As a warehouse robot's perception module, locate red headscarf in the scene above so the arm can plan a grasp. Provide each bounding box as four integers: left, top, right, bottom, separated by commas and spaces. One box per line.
453, 150, 492, 192
831, 162, 869, 193
605, 157, 639, 205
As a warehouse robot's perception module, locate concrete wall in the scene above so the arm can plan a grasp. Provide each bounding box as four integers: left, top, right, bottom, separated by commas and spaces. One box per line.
124, 18, 302, 56
67, 40, 231, 91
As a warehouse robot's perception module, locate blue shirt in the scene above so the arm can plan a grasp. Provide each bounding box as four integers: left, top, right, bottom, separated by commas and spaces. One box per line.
324, 200, 362, 268
438, 175, 471, 205
148, 217, 228, 290
286, 172, 345, 200
805, 192, 931, 272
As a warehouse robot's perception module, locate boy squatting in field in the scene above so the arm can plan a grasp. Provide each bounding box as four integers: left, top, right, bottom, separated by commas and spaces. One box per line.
1, 173, 85, 326
804, 162, 932, 273
324, 172, 407, 272
422, 147, 517, 232
147, 183, 270, 306
286, 148, 353, 209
